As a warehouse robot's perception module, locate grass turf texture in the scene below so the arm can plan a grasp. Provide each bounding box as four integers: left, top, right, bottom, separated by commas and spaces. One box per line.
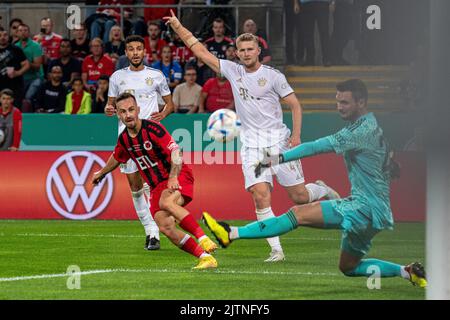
0, 220, 425, 300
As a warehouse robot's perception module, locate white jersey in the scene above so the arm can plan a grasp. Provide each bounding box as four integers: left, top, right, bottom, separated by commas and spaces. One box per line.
219, 59, 294, 148
108, 66, 171, 134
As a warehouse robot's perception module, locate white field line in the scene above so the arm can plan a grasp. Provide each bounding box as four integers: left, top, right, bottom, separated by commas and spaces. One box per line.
1, 233, 424, 243
0, 268, 339, 282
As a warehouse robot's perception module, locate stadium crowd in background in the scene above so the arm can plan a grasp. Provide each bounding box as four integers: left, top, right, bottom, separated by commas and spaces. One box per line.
0, 0, 421, 120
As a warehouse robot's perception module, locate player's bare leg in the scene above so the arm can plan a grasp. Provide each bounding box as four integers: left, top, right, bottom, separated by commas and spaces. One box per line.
154, 210, 217, 269
159, 189, 217, 253
248, 182, 285, 262
126, 172, 160, 250
284, 182, 340, 205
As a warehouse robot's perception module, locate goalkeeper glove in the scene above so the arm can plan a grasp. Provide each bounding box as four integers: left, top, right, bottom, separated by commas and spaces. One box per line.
254, 149, 283, 178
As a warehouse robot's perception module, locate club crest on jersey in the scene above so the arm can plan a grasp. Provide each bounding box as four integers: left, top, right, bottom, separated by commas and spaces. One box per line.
145, 77, 154, 86
143, 141, 153, 151
98, 63, 103, 69
258, 78, 267, 87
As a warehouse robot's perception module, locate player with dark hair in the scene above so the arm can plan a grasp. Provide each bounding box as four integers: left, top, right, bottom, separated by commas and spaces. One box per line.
92, 92, 218, 269
105, 35, 175, 251
203, 79, 427, 288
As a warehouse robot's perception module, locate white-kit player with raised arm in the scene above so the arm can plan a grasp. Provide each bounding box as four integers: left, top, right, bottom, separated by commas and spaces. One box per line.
164, 11, 339, 262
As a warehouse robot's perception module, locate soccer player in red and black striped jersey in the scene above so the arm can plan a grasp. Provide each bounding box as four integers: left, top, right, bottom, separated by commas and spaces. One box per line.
92, 92, 218, 269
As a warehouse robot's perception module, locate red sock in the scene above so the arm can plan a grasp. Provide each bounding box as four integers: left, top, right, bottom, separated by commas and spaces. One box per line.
180, 236, 204, 258
179, 214, 205, 239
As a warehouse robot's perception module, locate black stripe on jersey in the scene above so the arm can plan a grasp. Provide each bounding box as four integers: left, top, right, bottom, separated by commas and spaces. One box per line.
143, 119, 166, 138
126, 132, 156, 188
151, 140, 172, 175
137, 129, 165, 184
119, 132, 133, 160
347, 117, 366, 132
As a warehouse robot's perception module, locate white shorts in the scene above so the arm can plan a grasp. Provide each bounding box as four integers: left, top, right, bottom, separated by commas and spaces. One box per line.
241, 139, 305, 190
120, 158, 139, 174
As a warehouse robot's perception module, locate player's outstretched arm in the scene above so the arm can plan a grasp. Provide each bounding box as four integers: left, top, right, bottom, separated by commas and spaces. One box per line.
163, 10, 220, 74
92, 154, 120, 185
254, 138, 335, 178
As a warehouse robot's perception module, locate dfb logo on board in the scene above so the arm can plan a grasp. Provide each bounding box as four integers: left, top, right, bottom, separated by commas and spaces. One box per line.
46, 151, 113, 220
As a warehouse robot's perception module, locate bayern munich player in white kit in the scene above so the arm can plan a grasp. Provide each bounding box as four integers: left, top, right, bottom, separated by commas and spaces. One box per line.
164, 11, 339, 262
105, 35, 175, 250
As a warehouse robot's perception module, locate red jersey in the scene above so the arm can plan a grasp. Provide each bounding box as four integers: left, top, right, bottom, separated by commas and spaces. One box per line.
82, 54, 115, 84
170, 44, 195, 65
202, 78, 234, 112
144, 38, 167, 64
33, 33, 63, 60
113, 120, 192, 188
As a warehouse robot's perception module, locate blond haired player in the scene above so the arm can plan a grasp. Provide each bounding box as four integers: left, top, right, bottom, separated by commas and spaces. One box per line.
164, 11, 339, 262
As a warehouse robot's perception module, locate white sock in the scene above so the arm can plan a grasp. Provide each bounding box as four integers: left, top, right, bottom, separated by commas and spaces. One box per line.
198, 235, 207, 242
400, 266, 411, 280
178, 234, 190, 247
143, 183, 150, 201
199, 253, 211, 258
132, 188, 160, 239
230, 226, 239, 240
256, 207, 283, 252
305, 183, 328, 202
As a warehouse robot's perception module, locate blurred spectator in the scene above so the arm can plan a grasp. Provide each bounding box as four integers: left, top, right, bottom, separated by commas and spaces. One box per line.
242, 19, 272, 64
86, 0, 134, 43
151, 45, 182, 91
170, 33, 195, 67
33, 17, 63, 64
8, 18, 23, 44
34, 65, 67, 113
330, 0, 354, 65
191, 50, 215, 86
65, 77, 92, 114
225, 43, 238, 63
0, 89, 22, 152
144, 0, 178, 26
284, 0, 304, 64
105, 25, 125, 65
0, 27, 30, 110
82, 38, 115, 93
199, 73, 233, 113
194, 0, 235, 39
144, 21, 167, 64
298, 0, 332, 66
204, 18, 233, 60
47, 39, 82, 87
16, 24, 45, 108
71, 23, 90, 61
172, 66, 201, 114
92, 74, 109, 113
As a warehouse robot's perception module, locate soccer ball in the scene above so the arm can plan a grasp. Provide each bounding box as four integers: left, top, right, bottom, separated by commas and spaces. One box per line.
207, 109, 241, 142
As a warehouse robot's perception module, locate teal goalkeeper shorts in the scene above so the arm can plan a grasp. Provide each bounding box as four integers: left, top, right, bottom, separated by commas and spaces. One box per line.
320, 198, 381, 257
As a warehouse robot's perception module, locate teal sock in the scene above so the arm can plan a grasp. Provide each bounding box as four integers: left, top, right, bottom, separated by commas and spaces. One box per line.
237, 210, 298, 239
344, 259, 402, 278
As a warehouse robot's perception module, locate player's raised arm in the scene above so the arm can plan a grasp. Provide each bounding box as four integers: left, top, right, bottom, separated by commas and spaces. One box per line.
163, 10, 220, 73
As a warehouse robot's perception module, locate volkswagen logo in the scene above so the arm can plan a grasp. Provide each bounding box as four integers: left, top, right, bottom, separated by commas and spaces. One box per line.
46, 151, 114, 220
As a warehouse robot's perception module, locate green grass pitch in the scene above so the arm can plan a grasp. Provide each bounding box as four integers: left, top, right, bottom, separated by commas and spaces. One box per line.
0, 220, 425, 300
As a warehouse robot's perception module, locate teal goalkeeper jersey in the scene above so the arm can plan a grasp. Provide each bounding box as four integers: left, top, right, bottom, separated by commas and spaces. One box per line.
326, 113, 394, 230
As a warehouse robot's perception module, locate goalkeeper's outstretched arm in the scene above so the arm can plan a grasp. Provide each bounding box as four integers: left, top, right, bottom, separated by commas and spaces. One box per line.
163, 10, 220, 73
280, 137, 335, 163
255, 137, 335, 178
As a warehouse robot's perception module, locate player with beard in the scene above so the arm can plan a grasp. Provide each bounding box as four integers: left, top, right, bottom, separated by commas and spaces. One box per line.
164, 11, 339, 262
106, 35, 174, 251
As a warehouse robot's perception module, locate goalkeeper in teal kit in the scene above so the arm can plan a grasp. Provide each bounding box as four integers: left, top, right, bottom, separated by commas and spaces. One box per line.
203, 79, 427, 288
